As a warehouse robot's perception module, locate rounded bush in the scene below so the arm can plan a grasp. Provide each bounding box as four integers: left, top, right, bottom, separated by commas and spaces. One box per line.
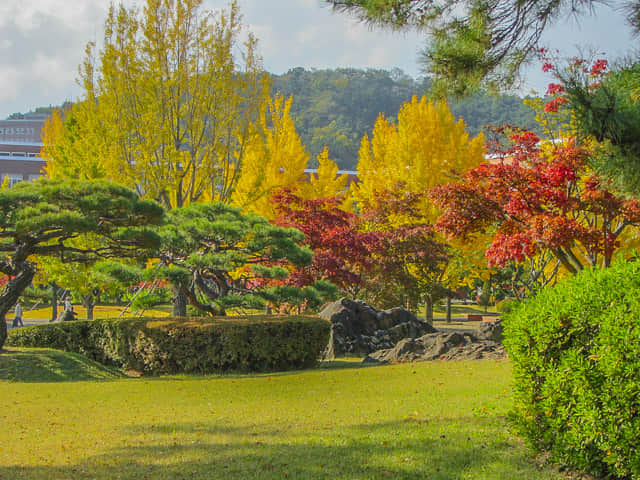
7, 315, 330, 375
504, 261, 640, 479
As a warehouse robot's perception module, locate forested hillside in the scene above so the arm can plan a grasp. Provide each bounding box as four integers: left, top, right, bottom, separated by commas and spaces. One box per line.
13, 69, 538, 172
271, 68, 538, 170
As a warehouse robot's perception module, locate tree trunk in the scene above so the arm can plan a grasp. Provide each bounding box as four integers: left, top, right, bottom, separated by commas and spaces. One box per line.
0, 263, 36, 348
424, 294, 434, 325
446, 296, 452, 323
50, 282, 59, 322
82, 294, 95, 321
172, 286, 188, 317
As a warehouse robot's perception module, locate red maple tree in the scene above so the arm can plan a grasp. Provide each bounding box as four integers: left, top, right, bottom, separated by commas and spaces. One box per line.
271, 188, 380, 293
431, 132, 640, 275
358, 186, 450, 316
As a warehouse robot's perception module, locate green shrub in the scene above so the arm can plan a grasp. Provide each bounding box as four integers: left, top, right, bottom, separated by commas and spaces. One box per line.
7, 315, 330, 375
495, 297, 520, 314
503, 261, 640, 479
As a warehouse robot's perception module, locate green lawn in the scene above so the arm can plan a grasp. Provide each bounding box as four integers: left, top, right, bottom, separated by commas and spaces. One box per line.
0, 348, 563, 480
7, 304, 171, 322
432, 303, 499, 318
10, 301, 495, 323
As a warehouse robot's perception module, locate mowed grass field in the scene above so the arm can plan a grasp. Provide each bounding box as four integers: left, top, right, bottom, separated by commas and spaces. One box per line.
7, 305, 171, 322
0, 348, 564, 480
8, 301, 495, 322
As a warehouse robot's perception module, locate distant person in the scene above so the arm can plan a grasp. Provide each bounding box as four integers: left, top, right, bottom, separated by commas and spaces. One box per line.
12, 300, 24, 328
64, 296, 73, 313
58, 296, 76, 321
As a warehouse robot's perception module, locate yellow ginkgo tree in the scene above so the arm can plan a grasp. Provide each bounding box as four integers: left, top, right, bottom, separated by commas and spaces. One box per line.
353, 95, 485, 216
353, 95, 490, 320
42, 0, 269, 209
233, 96, 349, 218
300, 147, 350, 205
232, 95, 310, 218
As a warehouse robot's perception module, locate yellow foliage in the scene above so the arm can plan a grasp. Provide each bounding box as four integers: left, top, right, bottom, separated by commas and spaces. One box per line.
231, 94, 309, 219
42, 103, 117, 181
299, 147, 351, 209
353, 95, 486, 223
42, 0, 269, 209
353, 95, 491, 290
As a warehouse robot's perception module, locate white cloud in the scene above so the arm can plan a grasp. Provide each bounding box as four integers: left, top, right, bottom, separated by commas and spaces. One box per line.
296, 24, 323, 45
0, 66, 22, 103
0, 0, 635, 118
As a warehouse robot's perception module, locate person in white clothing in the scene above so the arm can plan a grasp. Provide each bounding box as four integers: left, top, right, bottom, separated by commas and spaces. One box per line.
60, 296, 76, 321
13, 300, 24, 327
64, 296, 73, 313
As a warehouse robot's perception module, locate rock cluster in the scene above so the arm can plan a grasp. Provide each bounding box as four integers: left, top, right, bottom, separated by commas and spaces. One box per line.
318, 298, 437, 358
363, 331, 504, 364
319, 298, 505, 363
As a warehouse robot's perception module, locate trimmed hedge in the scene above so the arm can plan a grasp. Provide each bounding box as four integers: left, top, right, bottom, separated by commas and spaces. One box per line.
503, 261, 640, 479
7, 315, 330, 375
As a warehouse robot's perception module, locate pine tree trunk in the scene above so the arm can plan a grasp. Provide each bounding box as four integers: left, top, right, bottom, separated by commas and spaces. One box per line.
172, 286, 188, 317
446, 296, 452, 323
0, 263, 36, 348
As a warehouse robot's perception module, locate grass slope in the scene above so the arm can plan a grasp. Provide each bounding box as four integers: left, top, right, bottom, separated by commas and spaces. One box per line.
0, 350, 563, 480
0, 348, 124, 382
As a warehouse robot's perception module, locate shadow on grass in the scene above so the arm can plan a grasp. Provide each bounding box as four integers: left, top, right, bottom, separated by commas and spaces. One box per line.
0, 417, 557, 480
0, 346, 377, 384
0, 347, 124, 382
318, 358, 373, 370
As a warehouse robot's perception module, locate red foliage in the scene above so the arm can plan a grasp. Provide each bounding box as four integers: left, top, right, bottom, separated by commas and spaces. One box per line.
590, 59, 608, 75
544, 96, 569, 113
540, 57, 609, 113
546, 83, 565, 95
271, 188, 380, 290
430, 134, 640, 270
357, 187, 450, 305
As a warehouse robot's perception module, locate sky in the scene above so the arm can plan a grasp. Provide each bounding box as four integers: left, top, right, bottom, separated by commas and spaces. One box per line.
0, 0, 636, 119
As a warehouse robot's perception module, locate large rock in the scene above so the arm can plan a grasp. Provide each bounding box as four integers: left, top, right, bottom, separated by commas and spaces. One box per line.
474, 318, 504, 343
363, 331, 505, 364
319, 298, 437, 358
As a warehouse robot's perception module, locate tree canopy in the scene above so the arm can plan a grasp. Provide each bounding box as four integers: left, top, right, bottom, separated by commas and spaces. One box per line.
353, 95, 486, 220
432, 132, 640, 289
154, 202, 314, 316
271, 68, 537, 169
272, 188, 378, 293
42, 0, 269, 209
351, 96, 488, 317
326, 0, 640, 95
40, 67, 539, 174
231, 95, 311, 218
0, 179, 163, 347
358, 188, 451, 318
555, 59, 640, 197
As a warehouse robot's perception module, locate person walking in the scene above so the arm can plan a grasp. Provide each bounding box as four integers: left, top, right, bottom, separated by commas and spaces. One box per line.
63, 296, 76, 321
12, 299, 24, 328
